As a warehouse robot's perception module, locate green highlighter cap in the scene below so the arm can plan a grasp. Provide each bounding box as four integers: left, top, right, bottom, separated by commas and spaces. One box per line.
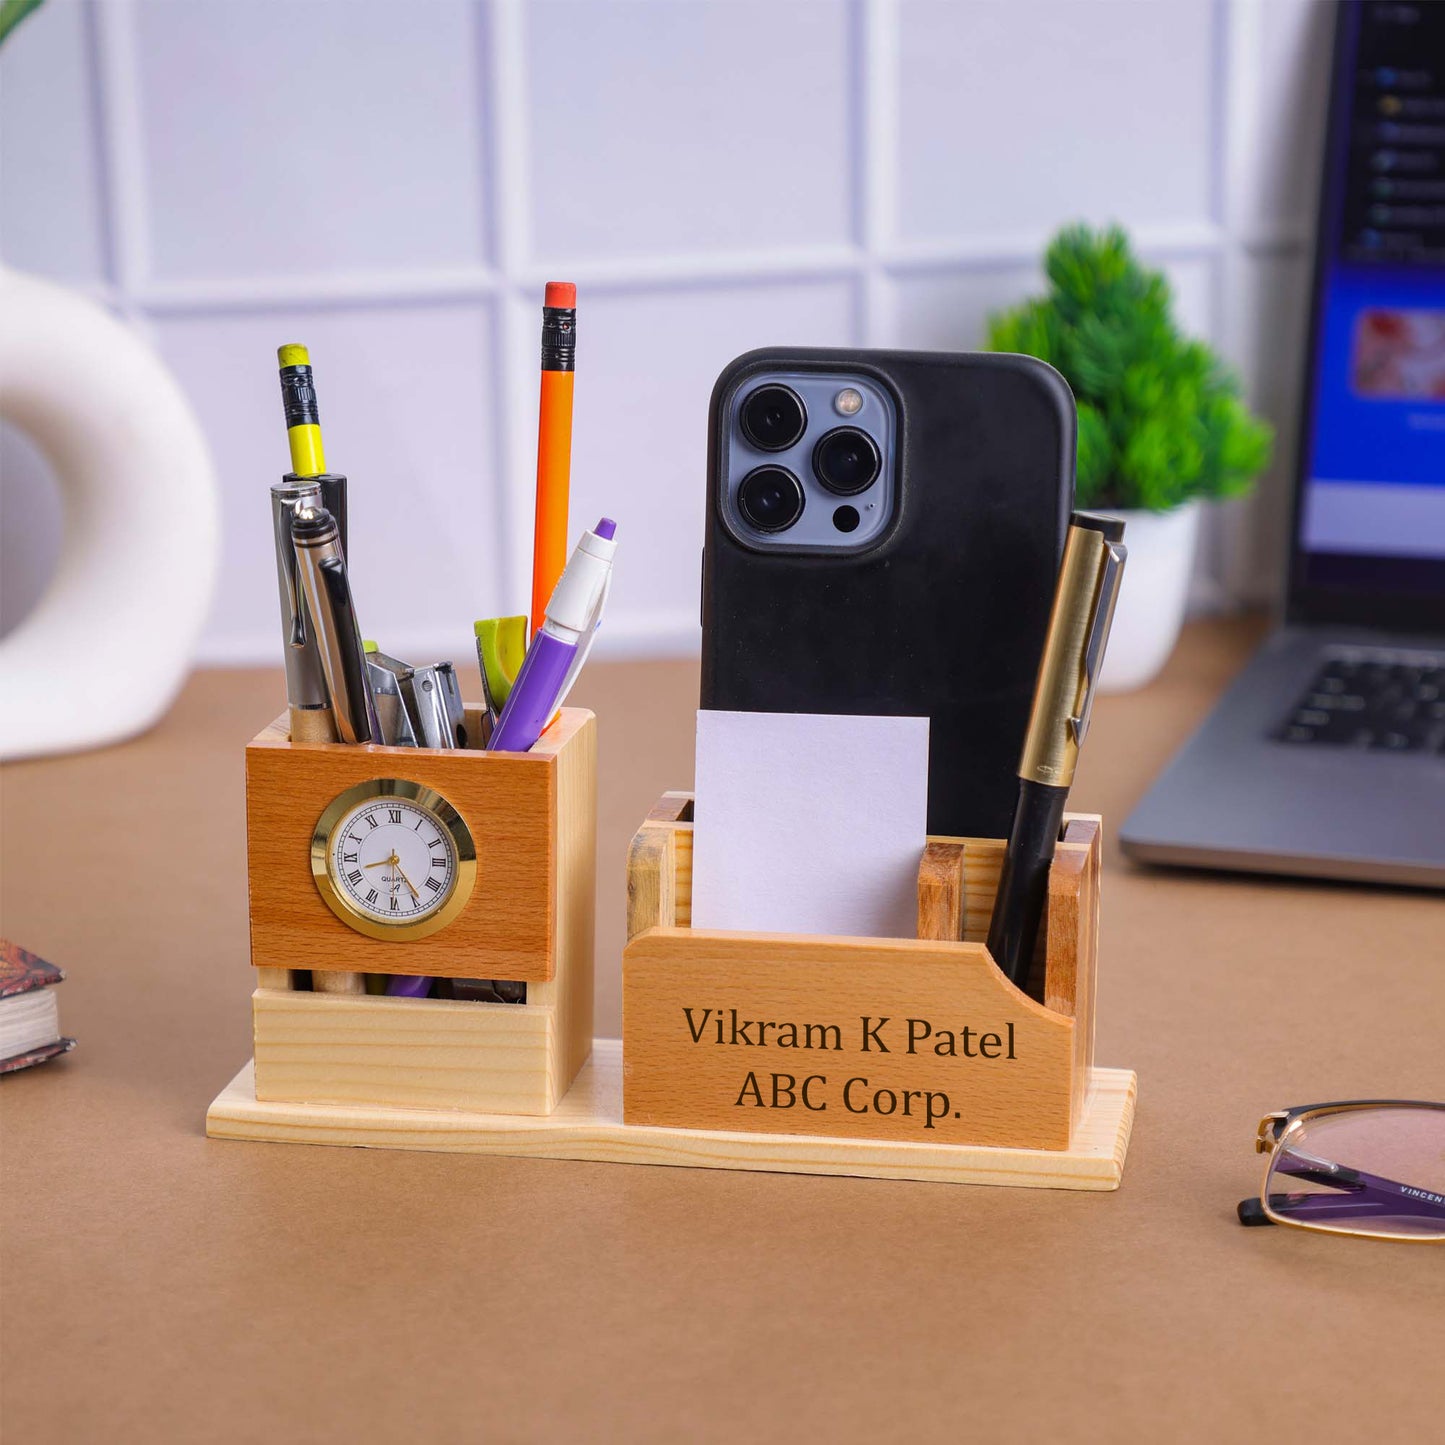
473, 615, 527, 708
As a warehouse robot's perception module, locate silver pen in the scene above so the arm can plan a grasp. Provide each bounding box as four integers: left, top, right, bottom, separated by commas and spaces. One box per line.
290, 506, 379, 745
270, 477, 329, 722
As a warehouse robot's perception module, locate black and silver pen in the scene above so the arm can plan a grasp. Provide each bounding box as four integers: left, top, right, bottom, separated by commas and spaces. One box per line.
987, 512, 1127, 994
291, 506, 379, 746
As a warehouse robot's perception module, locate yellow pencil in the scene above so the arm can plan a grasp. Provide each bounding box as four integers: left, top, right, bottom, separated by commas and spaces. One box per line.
277, 343, 327, 477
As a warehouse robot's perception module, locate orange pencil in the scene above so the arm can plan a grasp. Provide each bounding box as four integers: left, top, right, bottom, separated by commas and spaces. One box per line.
531, 281, 577, 635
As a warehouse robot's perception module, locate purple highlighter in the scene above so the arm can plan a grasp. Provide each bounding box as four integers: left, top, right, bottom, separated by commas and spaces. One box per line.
488, 518, 617, 754
386, 520, 616, 1002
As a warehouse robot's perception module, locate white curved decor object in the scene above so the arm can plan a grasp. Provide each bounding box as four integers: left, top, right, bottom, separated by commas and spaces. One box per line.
1097, 500, 1201, 694
0, 268, 220, 760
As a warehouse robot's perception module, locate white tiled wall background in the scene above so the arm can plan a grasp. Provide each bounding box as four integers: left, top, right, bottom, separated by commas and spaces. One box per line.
1, 0, 1333, 662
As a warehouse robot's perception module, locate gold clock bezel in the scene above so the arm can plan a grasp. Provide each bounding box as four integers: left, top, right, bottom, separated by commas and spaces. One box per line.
310, 778, 477, 942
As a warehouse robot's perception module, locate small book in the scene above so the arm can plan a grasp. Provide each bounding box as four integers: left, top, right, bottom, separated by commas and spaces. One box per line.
0, 939, 76, 1075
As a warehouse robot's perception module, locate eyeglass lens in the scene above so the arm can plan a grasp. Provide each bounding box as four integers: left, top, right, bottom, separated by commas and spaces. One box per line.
1266, 1106, 1445, 1239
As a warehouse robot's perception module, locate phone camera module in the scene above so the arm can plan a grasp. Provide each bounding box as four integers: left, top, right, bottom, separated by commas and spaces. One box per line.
740, 384, 807, 452
813, 426, 881, 496
738, 466, 804, 533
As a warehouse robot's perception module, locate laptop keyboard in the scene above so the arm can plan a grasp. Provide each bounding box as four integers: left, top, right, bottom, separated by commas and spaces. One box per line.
1276, 648, 1445, 753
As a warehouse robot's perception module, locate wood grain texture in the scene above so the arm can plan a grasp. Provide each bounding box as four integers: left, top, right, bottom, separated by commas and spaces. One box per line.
210, 1041, 1137, 1191
917, 840, 967, 943
245, 707, 594, 982
252, 986, 560, 1114
626, 826, 675, 940
671, 825, 694, 930
621, 799, 1105, 1150
547, 705, 596, 1095
1049, 818, 1102, 1126
959, 836, 1005, 946
624, 928, 1077, 1149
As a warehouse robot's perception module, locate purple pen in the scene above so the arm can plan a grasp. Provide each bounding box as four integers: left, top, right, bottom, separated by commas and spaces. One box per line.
488, 518, 617, 753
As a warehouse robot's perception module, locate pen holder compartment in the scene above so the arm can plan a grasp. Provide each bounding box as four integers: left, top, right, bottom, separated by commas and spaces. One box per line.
243, 706, 595, 1115
622, 793, 1101, 1151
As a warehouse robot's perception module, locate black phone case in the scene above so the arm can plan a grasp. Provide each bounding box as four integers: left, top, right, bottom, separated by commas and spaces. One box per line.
701, 347, 1075, 840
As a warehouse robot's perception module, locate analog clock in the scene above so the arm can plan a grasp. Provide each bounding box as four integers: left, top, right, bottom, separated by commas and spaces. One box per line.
310, 779, 476, 941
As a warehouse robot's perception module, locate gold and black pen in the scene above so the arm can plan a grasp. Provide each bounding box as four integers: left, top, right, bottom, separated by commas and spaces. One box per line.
987, 512, 1127, 993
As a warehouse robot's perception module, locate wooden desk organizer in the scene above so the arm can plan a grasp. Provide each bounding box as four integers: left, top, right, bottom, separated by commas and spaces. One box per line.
624, 793, 1104, 1151
242, 706, 595, 1115
209, 764, 1133, 1191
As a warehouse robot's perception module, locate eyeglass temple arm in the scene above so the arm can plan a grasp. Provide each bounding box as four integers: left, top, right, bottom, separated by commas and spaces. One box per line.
1238, 1145, 1445, 1228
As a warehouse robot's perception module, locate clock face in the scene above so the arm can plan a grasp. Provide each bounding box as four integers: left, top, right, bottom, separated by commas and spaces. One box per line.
310, 779, 476, 941
329, 795, 457, 924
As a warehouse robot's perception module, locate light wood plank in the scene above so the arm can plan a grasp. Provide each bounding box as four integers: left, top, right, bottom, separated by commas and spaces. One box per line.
671, 826, 693, 930
252, 987, 557, 1114
625, 826, 675, 940
208, 1041, 1136, 1191
1050, 818, 1102, 1126
959, 836, 1004, 945
549, 703, 596, 1098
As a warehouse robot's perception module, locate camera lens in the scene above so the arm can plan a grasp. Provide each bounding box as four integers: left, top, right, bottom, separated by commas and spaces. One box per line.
813, 426, 881, 495
737, 466, 804, 533
740, 385, 807, 451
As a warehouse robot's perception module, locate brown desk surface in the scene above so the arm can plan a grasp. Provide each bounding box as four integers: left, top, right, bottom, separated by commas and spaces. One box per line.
3, 617, 1441, 1443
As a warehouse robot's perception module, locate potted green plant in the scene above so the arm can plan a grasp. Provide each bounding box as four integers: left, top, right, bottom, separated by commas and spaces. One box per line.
986, 224, 1273, 691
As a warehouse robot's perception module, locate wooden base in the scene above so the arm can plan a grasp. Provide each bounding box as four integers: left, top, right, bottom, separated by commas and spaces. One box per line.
208, 1040, 1137, 1191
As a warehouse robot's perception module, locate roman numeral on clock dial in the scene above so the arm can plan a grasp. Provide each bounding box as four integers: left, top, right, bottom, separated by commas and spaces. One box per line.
330, 792, 458, 926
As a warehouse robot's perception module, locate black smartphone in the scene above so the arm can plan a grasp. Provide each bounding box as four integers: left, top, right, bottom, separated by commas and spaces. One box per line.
701, 347, 1075, 840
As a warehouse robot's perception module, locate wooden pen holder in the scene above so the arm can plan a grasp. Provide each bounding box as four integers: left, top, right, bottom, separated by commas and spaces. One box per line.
242, 706, 596, 1115
624, 793, 1103, 1151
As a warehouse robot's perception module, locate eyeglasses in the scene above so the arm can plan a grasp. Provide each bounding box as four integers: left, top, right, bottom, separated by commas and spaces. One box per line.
1238, 1100, 1445, 1242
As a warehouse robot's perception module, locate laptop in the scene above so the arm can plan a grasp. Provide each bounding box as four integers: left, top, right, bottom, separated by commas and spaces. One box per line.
1121, 0, 1445, 890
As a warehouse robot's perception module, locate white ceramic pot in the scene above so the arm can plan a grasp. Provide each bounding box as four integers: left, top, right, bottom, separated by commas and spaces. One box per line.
1096, 499, 1201, 694
0, 267, 220, 759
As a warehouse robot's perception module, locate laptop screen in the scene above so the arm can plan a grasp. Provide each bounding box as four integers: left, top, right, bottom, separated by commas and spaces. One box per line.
1291, 1, 1445, 626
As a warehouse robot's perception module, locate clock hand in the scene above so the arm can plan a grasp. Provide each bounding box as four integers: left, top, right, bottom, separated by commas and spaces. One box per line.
390, 861, 421, 899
